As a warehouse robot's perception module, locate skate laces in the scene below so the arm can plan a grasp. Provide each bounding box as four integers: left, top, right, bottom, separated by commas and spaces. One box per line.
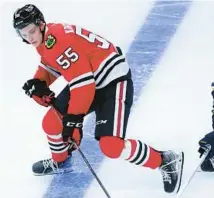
160, 168, 171, 183
160, 158, 181, 183
43, 159, 59, 171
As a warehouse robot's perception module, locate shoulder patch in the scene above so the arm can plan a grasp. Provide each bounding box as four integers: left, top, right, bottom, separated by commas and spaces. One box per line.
45, 34, 56, 49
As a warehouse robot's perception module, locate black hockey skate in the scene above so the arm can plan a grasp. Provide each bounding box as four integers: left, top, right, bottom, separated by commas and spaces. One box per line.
200, 157, 214, 172
32, 154, 73, 176
159, 150, 184, 194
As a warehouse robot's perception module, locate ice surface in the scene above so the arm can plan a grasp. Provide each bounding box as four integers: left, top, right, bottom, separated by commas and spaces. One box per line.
0, 0, 214, 198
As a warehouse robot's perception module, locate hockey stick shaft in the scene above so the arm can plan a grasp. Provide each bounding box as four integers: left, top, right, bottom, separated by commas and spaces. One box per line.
176, 145, 211, 198
73, 142, 111, 198
51, 104, 111, 198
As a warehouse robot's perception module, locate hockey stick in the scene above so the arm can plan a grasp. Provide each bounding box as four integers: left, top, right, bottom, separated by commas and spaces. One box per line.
176, 145, 211, 198
51, 103, 112, 198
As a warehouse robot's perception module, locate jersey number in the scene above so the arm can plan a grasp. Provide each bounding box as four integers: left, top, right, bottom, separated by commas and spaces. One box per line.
75, 27, 110, 49
56, 47, 78, 69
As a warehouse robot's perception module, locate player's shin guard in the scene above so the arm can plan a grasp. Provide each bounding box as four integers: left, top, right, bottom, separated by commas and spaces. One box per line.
99, 136, 162, 169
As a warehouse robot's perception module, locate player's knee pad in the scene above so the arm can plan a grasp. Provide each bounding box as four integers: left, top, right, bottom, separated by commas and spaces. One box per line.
42, 108, 62, 135
99, 136, 125, 158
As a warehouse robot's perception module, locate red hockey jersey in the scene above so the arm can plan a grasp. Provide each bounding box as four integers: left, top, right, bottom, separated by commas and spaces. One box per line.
34, 23, 129, 115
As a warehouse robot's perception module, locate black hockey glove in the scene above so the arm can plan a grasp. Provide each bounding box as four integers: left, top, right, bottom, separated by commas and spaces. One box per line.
22, 78, 53, 97
198, 131, 214, 158
22, 78, 55, 107
62, 114, 84, 149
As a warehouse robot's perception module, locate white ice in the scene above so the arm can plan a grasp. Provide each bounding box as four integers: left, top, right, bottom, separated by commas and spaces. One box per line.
84, 1, 214, 198
0, 0, 214, 198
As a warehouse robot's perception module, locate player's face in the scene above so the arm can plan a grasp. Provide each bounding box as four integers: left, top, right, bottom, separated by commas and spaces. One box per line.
19, 23, 43, 47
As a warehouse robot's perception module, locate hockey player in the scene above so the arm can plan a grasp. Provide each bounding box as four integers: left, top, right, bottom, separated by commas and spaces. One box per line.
13, 4, 184, 193
198, 83, 214, 172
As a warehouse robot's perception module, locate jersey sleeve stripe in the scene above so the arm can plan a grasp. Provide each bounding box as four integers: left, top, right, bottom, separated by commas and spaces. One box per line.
95, 53, 125, 83
40, 62, 61, 77
93, 46, 123, 79
70, 78, 95, 91
69, 72, 95, 91
94, 52, 117, 77
69, 72, 93, 85
95, 53, 122, 81
96, 57, 125, 87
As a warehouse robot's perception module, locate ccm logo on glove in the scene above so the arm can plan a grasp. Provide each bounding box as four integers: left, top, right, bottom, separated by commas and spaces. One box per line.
66, 122, 83, 128
62, 114, 84, 143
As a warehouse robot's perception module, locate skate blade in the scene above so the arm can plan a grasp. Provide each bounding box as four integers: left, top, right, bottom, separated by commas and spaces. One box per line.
197, 169, 214, 173
174, 152, 184, 194
33, 167, 73, 176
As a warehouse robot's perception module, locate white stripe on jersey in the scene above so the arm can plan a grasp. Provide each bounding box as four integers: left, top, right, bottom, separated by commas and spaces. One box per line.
94, 52, 116, 77
69, 72, 93, 85
96, 62, 129, 89
95, 54, 125, 84
40, 62, 61, 78
69, 72, 95, 90
70, 79, 95, 91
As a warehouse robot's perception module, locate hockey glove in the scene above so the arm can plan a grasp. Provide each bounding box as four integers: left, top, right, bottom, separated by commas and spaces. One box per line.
22, 78, 55, 107
198, 131, 214, 158
62, 114, 84, 150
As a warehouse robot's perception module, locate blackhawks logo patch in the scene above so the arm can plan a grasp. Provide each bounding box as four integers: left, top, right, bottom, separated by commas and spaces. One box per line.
45, 34, 56, 49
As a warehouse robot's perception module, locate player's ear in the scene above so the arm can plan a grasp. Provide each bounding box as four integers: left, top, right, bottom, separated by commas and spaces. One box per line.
40, 22, 46, 31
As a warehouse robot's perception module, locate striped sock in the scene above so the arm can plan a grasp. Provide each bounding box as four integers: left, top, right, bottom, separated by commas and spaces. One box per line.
120, 139, 162, 169
47, 134, 69, 162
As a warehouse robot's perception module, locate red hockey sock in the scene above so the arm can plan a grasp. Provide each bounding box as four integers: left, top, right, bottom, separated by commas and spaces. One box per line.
120, 139, 162, 169
99, 136, 162, 169
47, 135, 69, 162
42, 108, 69, 163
